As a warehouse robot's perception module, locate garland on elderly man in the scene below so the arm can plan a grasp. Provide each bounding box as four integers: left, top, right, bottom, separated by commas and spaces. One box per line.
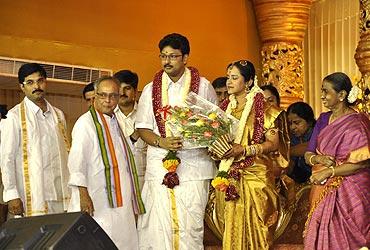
152, 67, 200, 188
89, 105, 145, 214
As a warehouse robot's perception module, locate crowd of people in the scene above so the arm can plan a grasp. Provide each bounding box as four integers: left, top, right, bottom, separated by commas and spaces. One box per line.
0, 33, 369, 250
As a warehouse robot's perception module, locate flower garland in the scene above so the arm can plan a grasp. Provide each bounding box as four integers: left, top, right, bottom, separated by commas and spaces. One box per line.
347, 85, 361, 104
152, 67, 200, 188
211, 85, 265, 200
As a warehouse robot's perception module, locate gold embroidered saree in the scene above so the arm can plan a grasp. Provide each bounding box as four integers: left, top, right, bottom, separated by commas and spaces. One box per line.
207, 104, 289, 250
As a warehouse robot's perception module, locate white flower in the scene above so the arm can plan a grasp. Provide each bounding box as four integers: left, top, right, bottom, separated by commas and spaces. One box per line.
347, 85, 361, 103
229, 94, 237, 109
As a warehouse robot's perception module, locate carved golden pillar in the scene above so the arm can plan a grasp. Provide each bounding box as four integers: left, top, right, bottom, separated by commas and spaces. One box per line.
354, 0, 370, 114
253, 0, 313, 108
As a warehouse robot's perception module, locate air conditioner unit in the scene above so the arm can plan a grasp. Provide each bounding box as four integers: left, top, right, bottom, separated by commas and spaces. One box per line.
0, 56, 113, 96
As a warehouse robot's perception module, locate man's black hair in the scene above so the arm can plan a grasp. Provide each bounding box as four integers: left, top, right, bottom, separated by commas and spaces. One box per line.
18, 63, 47, 84
159, 33, 190, 55
113, 70, 139, 89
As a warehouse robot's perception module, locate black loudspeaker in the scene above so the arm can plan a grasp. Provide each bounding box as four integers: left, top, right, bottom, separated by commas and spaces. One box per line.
0, 212, 118, 250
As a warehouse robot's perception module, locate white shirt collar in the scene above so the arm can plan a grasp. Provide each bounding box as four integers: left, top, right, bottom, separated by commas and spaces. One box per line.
164, 70, 186, 87
24, 97, 51, 115
114, 102, 138, 118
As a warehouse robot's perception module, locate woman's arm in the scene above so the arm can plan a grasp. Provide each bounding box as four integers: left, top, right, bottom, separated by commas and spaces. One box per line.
310, 159, 369, 184
333, 160, 369, 176
259, 128, 279, 154
304, 152, 335, 167
222, 127, 280, 159
290, 142, 308, 157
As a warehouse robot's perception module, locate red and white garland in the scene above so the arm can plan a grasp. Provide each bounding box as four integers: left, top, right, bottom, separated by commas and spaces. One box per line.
212, 86, 265, 200
152, 67, 200, 188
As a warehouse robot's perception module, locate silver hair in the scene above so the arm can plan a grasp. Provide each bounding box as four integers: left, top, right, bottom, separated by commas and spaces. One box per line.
93, 76, 120, 90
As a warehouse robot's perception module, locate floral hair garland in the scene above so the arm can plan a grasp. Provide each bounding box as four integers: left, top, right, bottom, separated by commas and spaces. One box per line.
152, 67, 200, 188
347, 85, 361, 104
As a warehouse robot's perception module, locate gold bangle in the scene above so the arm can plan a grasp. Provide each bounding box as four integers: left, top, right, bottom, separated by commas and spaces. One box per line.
308, 154, 316, 166
255, 144, 263, 155
329, 166, 335, 178
241, 147, 246, 157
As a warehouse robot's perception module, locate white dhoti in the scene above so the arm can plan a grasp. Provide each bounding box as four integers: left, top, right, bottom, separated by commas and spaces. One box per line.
138, 180, 209, 250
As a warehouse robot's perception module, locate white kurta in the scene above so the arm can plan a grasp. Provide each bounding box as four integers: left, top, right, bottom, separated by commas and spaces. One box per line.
68, 111, 138, 250
115, 103, 147, 190
135, 71, 217, 250
0, 97, 69, 215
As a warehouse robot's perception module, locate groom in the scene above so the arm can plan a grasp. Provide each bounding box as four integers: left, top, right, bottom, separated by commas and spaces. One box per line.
135, 33, 218, 250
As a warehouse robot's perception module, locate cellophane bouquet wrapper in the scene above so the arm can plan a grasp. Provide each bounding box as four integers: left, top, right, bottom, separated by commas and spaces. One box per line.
163, 92, 238, 153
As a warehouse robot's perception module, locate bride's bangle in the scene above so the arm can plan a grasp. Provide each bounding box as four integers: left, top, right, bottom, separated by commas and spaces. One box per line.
329, 166, 335, 178
244, 144, 262, 157
309, 154, 316, 166
241, 147, 246, 157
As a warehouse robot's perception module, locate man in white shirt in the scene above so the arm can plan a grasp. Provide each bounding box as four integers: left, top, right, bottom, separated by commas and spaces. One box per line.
0, 63, 70, 217
136, 33, 218, 250
114, 70, 147, 190
68, 76, 145, 249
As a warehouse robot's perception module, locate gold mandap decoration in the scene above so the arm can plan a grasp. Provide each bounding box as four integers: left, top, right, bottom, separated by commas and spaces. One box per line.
354, 0, 370, 114
253, 0, 313, 108
205, 1, 314, 244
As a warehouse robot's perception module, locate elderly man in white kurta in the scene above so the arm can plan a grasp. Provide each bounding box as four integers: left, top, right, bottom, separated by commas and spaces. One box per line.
0, 63, 70, 217
68, 76, 145, 249
136, 33, 217, 250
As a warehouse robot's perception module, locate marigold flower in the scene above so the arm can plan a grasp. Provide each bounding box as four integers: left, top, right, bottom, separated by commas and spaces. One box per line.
211, 177, 230, 191
195, 119, 205, 127
163, 159, 180, 171
208, 112, 217, 120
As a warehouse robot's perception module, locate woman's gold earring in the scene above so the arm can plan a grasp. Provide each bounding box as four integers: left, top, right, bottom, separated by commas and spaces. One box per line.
245, 85, 249, 93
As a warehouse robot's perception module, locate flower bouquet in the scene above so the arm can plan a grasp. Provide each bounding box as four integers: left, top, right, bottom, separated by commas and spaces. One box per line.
160, 92, 238, 156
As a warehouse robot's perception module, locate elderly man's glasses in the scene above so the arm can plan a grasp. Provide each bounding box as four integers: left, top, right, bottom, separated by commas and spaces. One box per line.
23, 77, 46, 86
96, 92, 120, 100
159, 54, 183, 61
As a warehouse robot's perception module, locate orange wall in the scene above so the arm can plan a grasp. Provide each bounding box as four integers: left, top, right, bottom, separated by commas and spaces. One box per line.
0, 0, 261, 89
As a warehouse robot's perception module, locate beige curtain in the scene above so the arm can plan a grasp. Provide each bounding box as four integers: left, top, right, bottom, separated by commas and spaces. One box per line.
304, 0, 360, 116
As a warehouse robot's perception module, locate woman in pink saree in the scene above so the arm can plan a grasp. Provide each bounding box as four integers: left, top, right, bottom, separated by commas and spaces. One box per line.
303, 72, 370, 250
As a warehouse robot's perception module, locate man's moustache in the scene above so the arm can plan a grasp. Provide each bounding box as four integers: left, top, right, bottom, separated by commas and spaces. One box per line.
32, 89, 44, 94
164, 64, 172, 68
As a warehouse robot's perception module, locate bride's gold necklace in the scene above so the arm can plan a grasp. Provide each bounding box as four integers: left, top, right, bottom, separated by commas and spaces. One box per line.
232, 94, 247, 117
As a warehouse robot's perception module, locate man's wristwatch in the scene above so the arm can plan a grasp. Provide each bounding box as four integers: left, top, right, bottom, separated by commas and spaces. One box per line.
130, 135, 138, 143
153, 137, 161, 147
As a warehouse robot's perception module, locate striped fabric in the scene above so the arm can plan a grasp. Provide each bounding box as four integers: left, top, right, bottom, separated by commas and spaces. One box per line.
304, 113, 370, 249
89, 106, 145, 213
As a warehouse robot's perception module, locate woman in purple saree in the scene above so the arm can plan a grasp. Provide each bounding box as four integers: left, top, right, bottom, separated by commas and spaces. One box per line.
303, 72, 370, 250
